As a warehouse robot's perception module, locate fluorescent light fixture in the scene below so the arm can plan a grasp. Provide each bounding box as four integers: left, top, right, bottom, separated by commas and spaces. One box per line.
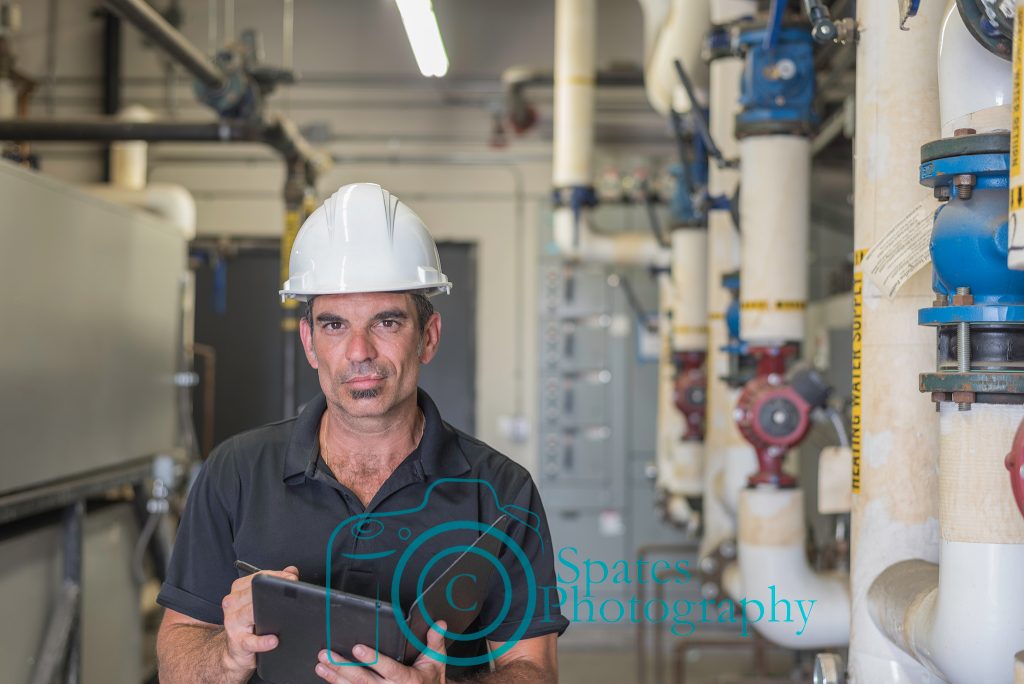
395, 0, 449, 77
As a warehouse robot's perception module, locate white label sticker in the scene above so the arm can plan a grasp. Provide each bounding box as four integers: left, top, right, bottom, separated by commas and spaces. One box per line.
861, 201, 934, 298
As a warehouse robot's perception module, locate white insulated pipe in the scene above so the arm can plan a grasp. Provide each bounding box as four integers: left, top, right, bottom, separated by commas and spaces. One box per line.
551, 209, 671, 266
656, 272, 703, 516
655, 229, 707, 521
700, 36, 758, 560
737, 487, 850, 649
849, 1, 943, 680
110, 105, 155, 191
85, 183, 198, 240
869, 404, 1024, 683
639, 0, 710, 116
738, 135, 811, 347
671, 228, 708, 351
553, 0, 595, 189
551, 0, 669, 266
937, 0, 1012, 137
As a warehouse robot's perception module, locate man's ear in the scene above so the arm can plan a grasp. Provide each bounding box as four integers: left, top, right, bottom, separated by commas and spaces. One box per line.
418, 311, 442, 364
299, 315, 319, 369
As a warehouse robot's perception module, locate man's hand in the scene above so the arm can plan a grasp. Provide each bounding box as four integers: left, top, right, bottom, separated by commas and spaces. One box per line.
313, 621, 448, 684
220, 565, 300, 676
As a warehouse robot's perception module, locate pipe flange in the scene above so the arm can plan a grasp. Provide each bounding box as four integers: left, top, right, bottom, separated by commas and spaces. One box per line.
920, 371, 1024, 404
920, 304, 1024, 326
734, 116, 815, 139
921, 132, 1010, 163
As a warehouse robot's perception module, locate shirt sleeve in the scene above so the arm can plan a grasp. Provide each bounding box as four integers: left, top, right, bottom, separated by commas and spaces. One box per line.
156, 441, 241, 625
478, 473, 570, 643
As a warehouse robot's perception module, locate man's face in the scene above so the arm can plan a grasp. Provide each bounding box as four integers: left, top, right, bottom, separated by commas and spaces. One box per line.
298, 292, 441, 420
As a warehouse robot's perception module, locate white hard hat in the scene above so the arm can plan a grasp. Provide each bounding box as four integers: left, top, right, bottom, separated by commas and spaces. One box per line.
280, 182, 452, 301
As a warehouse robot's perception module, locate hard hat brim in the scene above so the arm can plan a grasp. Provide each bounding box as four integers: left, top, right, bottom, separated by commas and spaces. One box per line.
280, 281, 452, 302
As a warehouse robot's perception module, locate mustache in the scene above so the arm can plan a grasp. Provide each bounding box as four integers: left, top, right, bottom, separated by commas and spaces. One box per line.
337, 362, 392, 383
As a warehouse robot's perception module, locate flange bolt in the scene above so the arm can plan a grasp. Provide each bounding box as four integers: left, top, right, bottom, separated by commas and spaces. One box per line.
956, 287, 972, 411
955, 174, 976, 200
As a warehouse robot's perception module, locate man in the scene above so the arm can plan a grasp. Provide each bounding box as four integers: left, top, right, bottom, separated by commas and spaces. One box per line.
156, 183, 568, 683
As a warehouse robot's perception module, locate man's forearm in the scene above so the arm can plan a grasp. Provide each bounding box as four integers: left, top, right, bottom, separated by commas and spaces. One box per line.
453, 661, 556, 684
157, 623, 251, 684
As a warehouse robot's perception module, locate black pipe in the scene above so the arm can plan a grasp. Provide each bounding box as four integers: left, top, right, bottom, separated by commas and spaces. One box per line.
0, 118, 265, 142
101, 12, 122, 118
104, 0, 226, 89
505, 68, 645, 89
101, 9, 122, 182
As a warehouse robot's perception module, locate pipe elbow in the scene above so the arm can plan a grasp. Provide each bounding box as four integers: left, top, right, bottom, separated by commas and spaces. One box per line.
83, 183, 197, 239
144, 183, 198, 239
640, 0, 709, 116
552, 206, 671, 266
937, 1, 1012, 135
737, 487, 851, 649
871, 543, 1024, 683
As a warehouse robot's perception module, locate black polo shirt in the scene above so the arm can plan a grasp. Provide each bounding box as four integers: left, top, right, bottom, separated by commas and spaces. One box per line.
157, 388, 568, 679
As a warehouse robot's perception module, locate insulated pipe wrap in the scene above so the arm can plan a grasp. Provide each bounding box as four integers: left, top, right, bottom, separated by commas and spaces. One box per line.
553, 0, 595, 187
849, 0, 943, 679
656, 274, 701, 501
938, 402, 1024, 543
738, 135, 810, 345
700, 53, 757, 561
671, 228, 708, 351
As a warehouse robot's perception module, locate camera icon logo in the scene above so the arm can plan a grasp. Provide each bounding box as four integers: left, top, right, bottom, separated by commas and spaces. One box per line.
323, 478, 542, 668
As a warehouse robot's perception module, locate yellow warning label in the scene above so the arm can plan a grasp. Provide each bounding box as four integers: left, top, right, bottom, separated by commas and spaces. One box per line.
709, 313, 726, 321
854, 248, 868, 267
851, 252, 865, 494
1013, 6, 1023, 179
673, 325, 709, 334
740, 300, 805, 311
1013, 185, 1024, 213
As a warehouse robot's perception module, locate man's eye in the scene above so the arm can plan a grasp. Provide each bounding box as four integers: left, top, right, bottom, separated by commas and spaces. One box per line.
324, 322, 344, 331
379, 319, 399, 329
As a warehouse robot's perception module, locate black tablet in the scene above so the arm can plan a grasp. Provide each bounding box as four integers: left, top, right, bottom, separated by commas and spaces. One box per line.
252, 515, 509, 684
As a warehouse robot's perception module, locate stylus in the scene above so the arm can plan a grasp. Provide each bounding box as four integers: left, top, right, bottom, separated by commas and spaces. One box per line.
234, 560, 262, 575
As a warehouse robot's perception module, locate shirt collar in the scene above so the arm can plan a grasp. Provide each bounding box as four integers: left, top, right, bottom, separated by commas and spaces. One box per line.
282, 387, 469, 484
